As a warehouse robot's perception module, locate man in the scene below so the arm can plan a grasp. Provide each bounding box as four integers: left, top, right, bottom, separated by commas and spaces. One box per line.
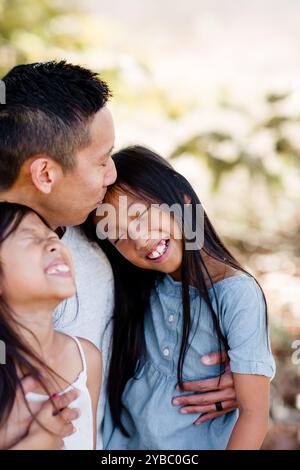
0, 61, 237, 449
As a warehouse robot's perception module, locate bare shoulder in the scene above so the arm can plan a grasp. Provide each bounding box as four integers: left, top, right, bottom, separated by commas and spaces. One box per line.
76, 337, 102, 371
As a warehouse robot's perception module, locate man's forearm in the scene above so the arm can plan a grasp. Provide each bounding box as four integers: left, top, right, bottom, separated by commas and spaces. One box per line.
0, 427, 29, 450
9, 435, 32, 450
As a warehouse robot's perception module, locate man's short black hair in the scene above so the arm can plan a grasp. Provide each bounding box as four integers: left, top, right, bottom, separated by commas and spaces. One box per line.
0, 60, 112, 190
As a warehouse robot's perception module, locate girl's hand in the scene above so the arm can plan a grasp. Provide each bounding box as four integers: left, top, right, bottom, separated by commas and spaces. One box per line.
10, 389, 80, 450
172, 352, 238, 425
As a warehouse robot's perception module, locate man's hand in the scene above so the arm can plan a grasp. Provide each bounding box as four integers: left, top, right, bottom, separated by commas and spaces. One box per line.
0, 375, 79, 450
0, 375, 43, 449
172, 351, 238, 425
11, 391, 80, 450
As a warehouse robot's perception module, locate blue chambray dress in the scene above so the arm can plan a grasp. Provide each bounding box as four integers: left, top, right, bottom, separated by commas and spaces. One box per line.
103, 273, 276, 450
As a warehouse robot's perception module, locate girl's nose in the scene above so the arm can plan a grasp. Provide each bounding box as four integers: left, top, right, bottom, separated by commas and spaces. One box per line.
46, 240, 59, 253
128, 217, 151, 252
134, 234, 150, 252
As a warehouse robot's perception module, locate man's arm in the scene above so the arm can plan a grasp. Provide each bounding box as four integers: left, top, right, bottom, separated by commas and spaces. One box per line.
172, 351, 238, 425
10, 396, 79, 450
0, 376, 42, 449
0, 376, 79, 450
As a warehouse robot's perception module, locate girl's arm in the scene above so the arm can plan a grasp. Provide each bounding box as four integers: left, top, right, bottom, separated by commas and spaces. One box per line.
79, 339, 102, 450
226, 373, 270, 450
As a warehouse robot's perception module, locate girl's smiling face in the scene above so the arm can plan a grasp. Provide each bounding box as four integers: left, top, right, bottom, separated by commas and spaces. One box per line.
0, 212, 76, 309
96, 189, 184, 276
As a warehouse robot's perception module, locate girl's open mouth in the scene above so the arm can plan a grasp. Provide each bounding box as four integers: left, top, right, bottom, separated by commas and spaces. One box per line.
146, 239, 170, 262
45, 260, 72, 278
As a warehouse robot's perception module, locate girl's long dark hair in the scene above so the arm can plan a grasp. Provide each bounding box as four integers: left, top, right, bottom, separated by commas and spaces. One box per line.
0, 203, 63, 428
83, 146, 269, 437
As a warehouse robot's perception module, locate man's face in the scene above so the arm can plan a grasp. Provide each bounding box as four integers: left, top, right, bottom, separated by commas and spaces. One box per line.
47, 106, 117, 227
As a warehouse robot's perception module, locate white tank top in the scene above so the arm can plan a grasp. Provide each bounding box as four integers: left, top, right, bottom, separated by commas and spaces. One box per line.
26, 336, 94, 450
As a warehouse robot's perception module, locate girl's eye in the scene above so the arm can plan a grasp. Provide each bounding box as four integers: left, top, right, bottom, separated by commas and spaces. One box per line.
137, 208, 149, 220
23, 236, 43, 244
24, 235, 59, 243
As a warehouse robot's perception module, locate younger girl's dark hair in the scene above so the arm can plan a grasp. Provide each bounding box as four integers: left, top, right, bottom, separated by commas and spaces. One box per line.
0, 202, 64, 427
82, 145, 269, 437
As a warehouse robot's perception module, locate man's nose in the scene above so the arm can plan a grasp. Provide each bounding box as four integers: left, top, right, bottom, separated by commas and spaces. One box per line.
104, 158, 117, 187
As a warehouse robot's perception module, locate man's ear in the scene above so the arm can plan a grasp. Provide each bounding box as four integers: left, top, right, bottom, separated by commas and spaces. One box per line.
29, 156, 62, 194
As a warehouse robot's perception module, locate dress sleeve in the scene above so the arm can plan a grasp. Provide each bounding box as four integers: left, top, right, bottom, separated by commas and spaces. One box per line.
220, 277, 276, 379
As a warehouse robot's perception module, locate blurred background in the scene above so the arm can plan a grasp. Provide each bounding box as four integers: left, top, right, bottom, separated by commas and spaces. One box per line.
1, 0, 299, 449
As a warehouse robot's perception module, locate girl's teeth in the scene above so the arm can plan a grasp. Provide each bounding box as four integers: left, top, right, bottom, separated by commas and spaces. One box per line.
47, 264, 70, 274
148, 240, 168, 259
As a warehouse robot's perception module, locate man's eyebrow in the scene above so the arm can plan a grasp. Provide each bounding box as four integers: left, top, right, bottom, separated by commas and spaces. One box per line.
99, 145, 114, 160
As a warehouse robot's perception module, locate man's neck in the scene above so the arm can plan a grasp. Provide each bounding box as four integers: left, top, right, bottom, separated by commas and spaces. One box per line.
0, 188, 59, 231
0, 186, 35, 208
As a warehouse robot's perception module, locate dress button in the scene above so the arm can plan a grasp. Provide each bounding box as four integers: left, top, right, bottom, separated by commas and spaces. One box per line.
168, 314, 175, 323
163, 347, 170, 357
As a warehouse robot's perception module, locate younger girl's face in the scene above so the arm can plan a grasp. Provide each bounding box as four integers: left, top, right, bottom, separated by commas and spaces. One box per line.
97, 190, 183, 276
0, 212, 76, 309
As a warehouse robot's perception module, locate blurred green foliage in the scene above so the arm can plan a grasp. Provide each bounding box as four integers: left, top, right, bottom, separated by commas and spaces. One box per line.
170, 91, 300, 191
0, 0, 98, 76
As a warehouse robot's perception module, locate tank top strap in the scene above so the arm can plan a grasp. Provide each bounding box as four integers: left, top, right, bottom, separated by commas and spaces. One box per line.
70, 336, 87, 375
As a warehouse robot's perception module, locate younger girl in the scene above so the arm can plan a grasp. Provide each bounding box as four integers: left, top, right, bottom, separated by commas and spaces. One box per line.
86, 146, 276, 450
0, 203, 101, 450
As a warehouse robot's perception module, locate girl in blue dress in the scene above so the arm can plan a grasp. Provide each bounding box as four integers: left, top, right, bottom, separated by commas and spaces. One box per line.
89, 146, 275, 450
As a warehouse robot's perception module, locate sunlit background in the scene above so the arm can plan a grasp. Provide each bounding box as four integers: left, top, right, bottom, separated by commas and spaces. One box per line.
1, 0, 300, 449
